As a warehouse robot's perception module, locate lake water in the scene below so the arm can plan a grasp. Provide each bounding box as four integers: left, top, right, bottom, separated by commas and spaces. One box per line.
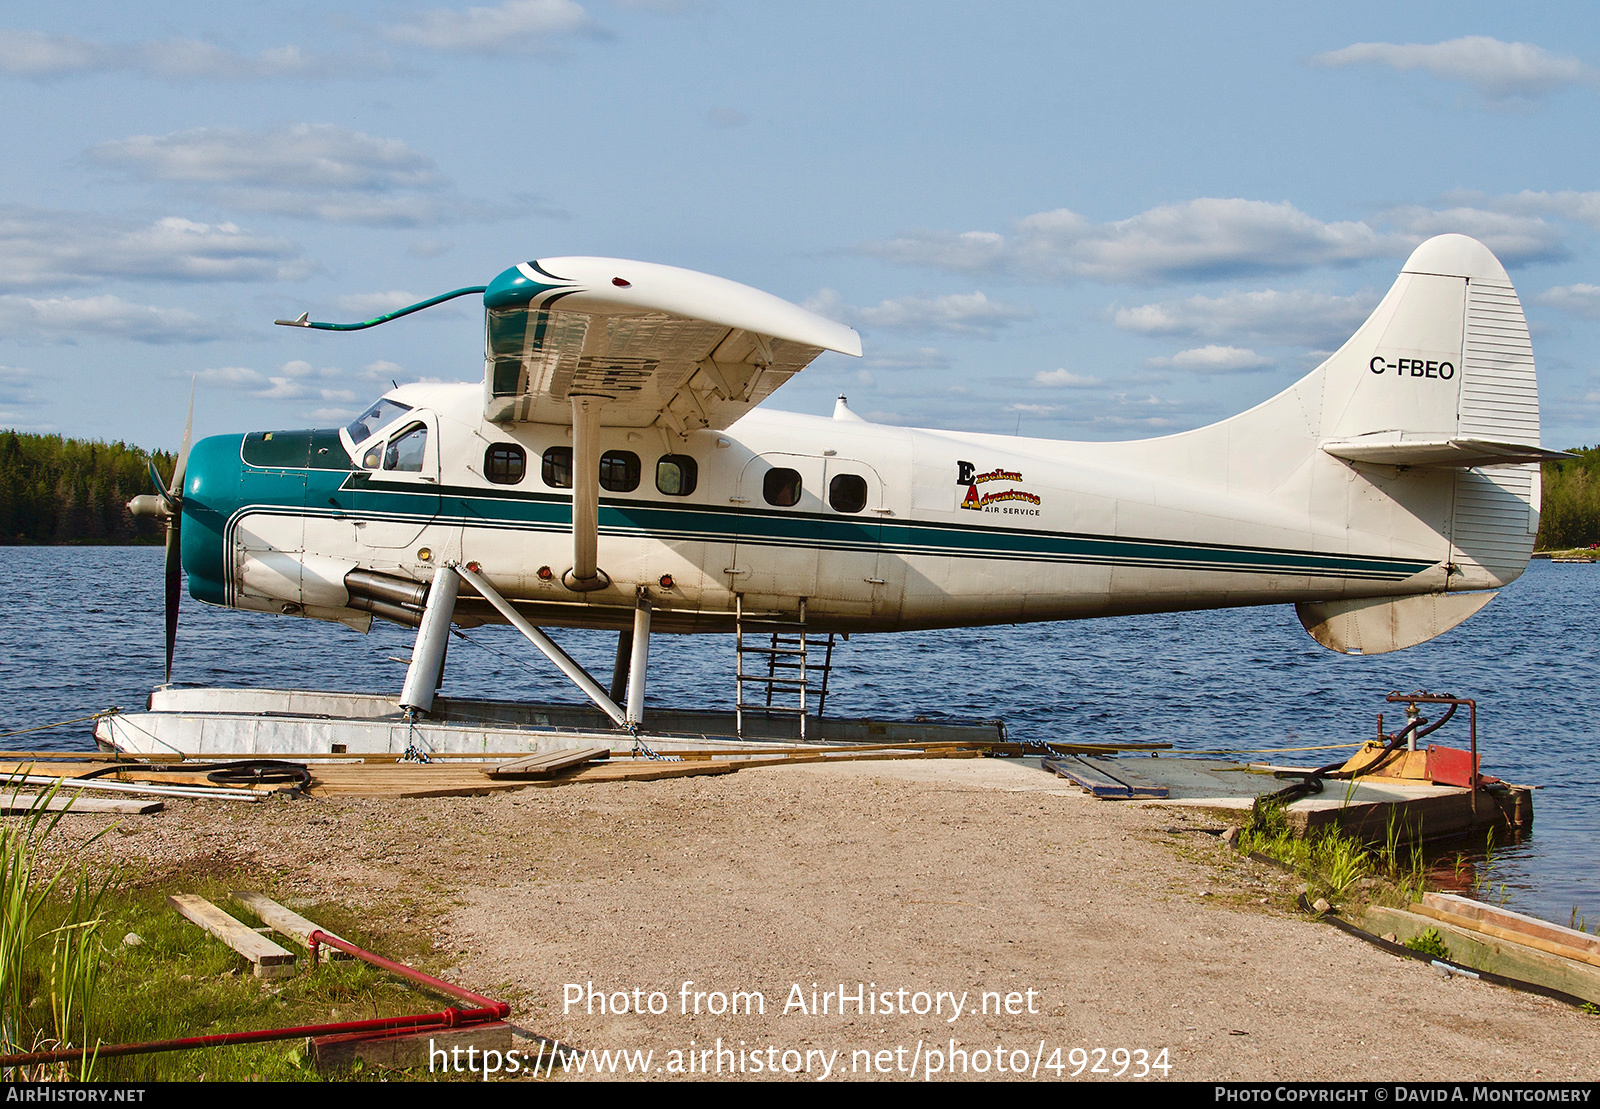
1, 547, 1594, 928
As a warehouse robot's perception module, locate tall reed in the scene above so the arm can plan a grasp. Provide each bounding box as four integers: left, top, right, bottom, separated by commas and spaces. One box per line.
0, 774, 112, 1079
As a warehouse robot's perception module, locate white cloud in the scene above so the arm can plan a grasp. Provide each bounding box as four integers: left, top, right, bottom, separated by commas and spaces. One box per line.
862, 347, 951, 371
1381, 206, 1565, 264
1481, 190, 1600, 231
358, 360, 407, 382
1033, 368, 1103, 388
1009, 403, 1057, 415
382, 0, 602, 54
1147, 345, 1272, 374
857, 196, 1574, 285
0, 365, 39, 406
335, 292, 424, 318
86, 125, 498, 228
0, 207, 312, 288
612, 0, 705, 10
0, 30, 389, 80
806, 288, 1033, 334
0, 294, 238, 343
1112, 288, 1381, 348
306, 406, 362, 422
196, 361, 350, 401
1537, 284, 1600, 319
858, 199, 1409, 284
1315, 37, 1596, 100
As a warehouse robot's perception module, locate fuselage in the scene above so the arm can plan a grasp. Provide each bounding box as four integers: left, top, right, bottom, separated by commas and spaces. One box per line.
178, 379, 1448, 636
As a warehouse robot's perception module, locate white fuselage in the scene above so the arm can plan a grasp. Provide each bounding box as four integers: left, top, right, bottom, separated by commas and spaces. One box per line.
224, 378, 1470, 636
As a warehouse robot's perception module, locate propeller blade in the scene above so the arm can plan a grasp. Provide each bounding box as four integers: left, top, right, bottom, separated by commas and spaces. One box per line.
168, 383, 195, 501
164, 507, 181, 685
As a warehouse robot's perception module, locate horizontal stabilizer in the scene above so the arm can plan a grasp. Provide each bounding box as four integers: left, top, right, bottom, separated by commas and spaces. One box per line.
1322, 435, 1569, 468
1296, 591, 1498, 655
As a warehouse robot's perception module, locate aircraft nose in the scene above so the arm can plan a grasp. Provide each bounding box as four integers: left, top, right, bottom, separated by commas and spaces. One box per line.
178, 433, 245, 606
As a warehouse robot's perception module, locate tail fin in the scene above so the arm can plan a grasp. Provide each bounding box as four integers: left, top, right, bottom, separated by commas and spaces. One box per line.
1296, 234, 1554, 652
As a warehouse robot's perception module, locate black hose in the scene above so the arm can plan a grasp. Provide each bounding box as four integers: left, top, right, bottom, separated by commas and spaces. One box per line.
75, 759, 313, 796
1260, 713, 1432, 809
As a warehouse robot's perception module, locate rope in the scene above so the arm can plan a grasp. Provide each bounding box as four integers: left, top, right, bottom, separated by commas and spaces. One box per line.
0, 709, 120, 740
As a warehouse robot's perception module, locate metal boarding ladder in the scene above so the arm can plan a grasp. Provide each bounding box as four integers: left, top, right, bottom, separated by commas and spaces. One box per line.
734, 596, 836, 742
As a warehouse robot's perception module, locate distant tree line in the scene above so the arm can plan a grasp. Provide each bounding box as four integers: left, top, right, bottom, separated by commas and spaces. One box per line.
0, 430, 172, 545
1537, 447, 1600, 550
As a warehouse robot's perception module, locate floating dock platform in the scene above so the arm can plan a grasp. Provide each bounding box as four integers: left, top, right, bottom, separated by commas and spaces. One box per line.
1041, 753, 1531, 841
95, 686, 1004, 759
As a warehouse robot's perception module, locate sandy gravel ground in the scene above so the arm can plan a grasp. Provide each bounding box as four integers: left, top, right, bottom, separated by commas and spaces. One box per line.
69, 756, 1600, 1082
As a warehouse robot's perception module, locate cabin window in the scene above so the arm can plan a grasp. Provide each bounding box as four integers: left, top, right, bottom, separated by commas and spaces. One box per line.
542, 446, 573, 488
383, 424, 427, 472
829, 473, 868, 513
656, 454, 698, 496
484, 443, 526, 485
600, 451, 641, 493
764, 467, 802, 507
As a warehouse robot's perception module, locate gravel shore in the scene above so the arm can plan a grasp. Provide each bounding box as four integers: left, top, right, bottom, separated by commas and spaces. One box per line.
73, 756, 1600, 1082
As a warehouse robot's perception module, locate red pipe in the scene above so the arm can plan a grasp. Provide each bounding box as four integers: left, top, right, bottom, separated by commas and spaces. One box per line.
0, 934, 509, 1069
308, 930, 510, 1018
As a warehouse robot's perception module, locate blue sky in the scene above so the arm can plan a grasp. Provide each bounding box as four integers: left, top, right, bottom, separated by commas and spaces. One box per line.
2, 1, 1598, 448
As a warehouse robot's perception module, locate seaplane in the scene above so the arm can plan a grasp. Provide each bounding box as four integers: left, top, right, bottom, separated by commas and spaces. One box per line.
103, 232, 1560, 759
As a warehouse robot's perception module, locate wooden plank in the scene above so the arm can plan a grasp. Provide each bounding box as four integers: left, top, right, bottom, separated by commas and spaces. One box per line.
485, 746, 609, 778
536, 760, 741, 785
1411, 898, 1600, 967
1364, 905, 1600, 1004
0, 794, 162, 815
229, 891, 352, 962
168, 893, 296, 979
1040, 756, 1166, 798
310, 1021, 512, 1072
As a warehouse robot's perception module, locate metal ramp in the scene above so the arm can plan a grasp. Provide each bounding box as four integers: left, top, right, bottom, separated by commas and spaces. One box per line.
734, 596, 837, 741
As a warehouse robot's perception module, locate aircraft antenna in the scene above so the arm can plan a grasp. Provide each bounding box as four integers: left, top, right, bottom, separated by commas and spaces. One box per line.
274, 286, 489, 332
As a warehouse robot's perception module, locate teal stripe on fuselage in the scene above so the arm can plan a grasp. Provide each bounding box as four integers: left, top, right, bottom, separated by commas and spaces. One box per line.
260, 471, 1434, 583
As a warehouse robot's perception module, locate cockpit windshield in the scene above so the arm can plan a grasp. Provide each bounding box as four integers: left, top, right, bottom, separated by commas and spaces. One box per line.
345, 398, 413, 444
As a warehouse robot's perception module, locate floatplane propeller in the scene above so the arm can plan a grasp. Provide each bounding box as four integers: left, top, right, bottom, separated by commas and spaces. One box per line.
128, 385, 195, 684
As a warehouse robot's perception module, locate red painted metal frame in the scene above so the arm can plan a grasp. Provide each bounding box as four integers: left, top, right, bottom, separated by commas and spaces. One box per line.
0, 930, 508, 1069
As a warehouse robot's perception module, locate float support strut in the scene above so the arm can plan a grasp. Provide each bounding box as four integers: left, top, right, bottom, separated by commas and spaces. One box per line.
564, 394, 609, 591
610, 628, 633, 704
399, 565, 459, 716
626, 594, 651, 729
453, 564, 628, 727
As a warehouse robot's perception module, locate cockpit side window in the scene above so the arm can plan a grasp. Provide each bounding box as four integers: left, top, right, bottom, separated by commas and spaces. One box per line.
382, 424, 427, 472
345, 398, 413, 444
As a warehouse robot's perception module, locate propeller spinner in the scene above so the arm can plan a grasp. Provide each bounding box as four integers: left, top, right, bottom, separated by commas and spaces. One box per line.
127, 390, 194, 684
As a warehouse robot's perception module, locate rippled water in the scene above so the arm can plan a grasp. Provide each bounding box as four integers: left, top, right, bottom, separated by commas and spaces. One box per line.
1, 548, 1594, 927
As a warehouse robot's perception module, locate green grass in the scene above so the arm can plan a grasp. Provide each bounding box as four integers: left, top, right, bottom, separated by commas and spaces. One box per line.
1238, 800, 1432, 911
3, 795, 482, 1082
1404, 927, 1451, 960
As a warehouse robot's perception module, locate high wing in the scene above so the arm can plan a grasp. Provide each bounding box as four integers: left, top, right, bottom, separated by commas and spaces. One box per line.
481, 257, 862, 433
